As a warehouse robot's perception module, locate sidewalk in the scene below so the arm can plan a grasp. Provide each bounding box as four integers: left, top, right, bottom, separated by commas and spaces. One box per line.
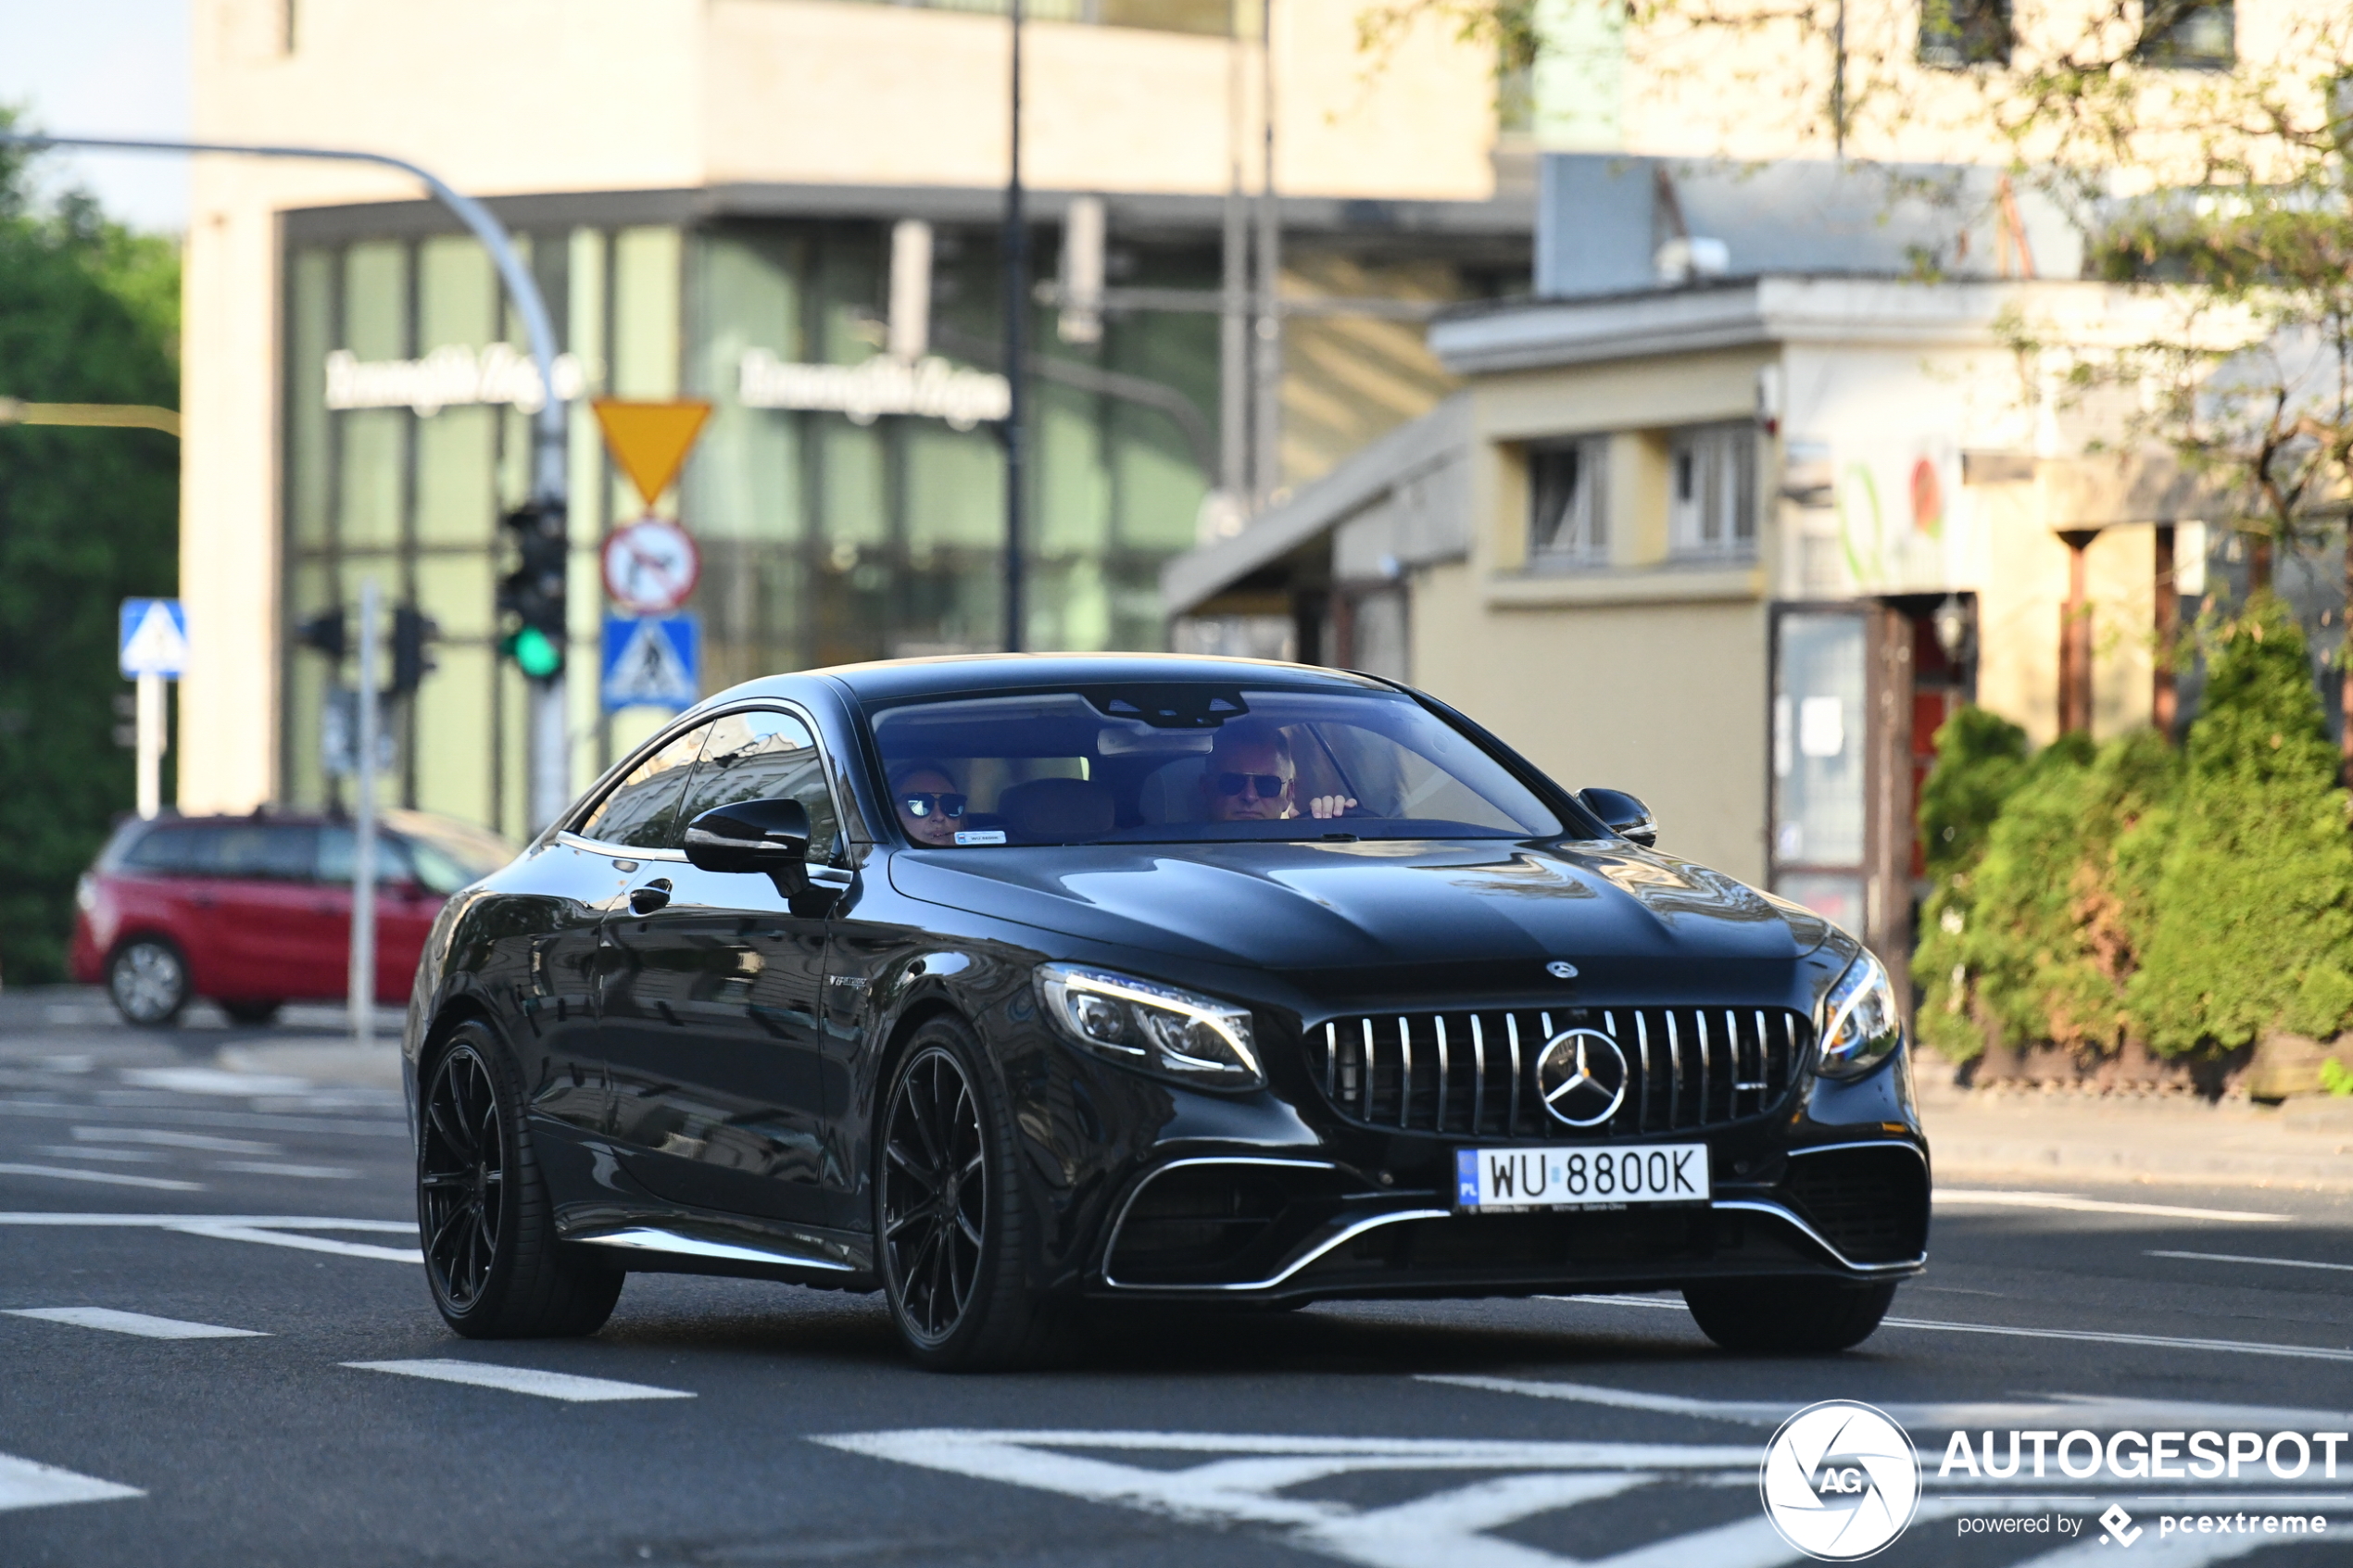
1916, 1069, 2353, 1193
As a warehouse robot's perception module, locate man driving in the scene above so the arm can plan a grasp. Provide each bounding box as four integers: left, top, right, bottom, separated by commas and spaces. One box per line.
1200, 720, 1355, 822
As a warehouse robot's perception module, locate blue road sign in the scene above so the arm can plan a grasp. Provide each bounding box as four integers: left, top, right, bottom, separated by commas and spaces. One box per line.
601, 614, 698, 713
119, 598, 189, 679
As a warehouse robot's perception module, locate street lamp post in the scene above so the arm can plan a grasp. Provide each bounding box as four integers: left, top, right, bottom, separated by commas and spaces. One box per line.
0, 132, 574, 834
1002, 0, 1028, 655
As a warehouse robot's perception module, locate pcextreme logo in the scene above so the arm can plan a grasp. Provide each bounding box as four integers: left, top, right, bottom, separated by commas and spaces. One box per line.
1760, 1400, 1923, 1561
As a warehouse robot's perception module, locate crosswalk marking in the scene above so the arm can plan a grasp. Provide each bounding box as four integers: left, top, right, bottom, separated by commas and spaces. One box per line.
0, 1451, 143, 1513
0, 1212, 421, 1263
5, 1307, 267, 1339
342, 1359, 696, 1402
1934, 1188, 2285, 1223
0, 1161, 202, 1191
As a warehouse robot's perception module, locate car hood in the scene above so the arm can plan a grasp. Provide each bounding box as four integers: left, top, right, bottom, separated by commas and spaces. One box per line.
886, 838, 1836, 990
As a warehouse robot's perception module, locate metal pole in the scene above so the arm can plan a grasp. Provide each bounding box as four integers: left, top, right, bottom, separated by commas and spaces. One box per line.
351, 579, 380, 1051
1252, 0, 1282, 508
0, 132, 572, 830
134, 673, 165, 820
1002, 0, 1028, 654
1219, 5, 1250, 505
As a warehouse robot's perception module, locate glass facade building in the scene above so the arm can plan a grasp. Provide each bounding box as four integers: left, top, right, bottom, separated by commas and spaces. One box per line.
279, 193, 1522, 841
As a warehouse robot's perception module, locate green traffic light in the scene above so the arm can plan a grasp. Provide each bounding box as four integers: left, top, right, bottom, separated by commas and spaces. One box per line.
508, 626, 564, 680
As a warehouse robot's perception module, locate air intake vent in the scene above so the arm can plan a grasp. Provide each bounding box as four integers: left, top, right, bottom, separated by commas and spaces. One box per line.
1307, 1006, 1807, 1139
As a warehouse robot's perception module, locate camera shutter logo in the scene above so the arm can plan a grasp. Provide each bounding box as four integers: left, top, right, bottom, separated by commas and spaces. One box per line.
1759, 1400, 1920, 1561
1534, 1028, 1628, 1128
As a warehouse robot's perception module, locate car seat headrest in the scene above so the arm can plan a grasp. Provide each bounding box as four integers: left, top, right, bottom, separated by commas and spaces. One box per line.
995, 777, 1114, 842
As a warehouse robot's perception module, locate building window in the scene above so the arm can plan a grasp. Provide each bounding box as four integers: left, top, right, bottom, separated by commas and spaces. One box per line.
2136, 1, 2233, 69
1667, 423, 1756, 560
1919, 0, 2010, 67
1528, 437, 1608, 567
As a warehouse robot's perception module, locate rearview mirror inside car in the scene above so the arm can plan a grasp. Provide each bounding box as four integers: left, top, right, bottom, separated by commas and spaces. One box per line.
685, 797, 812, 873
1578, 787, 1658, 848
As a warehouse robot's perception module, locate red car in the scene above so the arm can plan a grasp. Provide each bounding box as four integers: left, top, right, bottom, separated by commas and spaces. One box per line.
69, 809, 515, 1026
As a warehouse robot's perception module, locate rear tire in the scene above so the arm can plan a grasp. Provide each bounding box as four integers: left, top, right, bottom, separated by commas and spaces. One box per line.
220, 999, 283, 1026
107, 937, 190, 1027
876, 1016, 1066, 1371
1683, 1277, 1897, 1354
419, 1022, 623, 1338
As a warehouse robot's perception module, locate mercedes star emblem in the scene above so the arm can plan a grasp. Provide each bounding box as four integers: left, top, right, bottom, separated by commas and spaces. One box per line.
1535, 1027, 1629, 1128
1544, 960, 1579, 980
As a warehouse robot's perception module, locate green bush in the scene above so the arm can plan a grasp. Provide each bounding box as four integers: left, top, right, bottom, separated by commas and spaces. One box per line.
2125, 595, 2353, 1053
1914, 728, 2178, 1062
1916, 705, 2031, 881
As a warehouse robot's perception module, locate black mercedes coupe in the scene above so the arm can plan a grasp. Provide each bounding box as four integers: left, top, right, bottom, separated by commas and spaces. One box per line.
401, 654, 1927, 1369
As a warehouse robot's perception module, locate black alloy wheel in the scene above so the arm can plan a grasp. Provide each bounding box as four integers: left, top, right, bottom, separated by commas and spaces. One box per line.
417, 1023, 623, 1337
107, 937, 190, 1027
881, 1046, 987, 1344
420, 1042, 505, 1311
876, 1020, 1065, 1370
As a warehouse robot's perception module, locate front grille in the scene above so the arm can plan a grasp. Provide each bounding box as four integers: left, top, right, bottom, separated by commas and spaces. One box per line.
1307, 1006, 1808, 1139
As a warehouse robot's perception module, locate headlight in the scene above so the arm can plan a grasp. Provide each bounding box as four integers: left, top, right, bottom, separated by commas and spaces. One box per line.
1817, 947, 1904, 1080
1036, 964, 1263, 1089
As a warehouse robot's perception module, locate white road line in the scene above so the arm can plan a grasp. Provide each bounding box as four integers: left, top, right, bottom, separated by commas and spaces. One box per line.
0, 1098, 408, 1136
1541, 1295, 2353, 1363
212, 1160, 358, 1180
0, 1162, 202, 1191
1934, 1189, 2287, 1223
342, 1359, 695, 1402
2149, 1248, 2353, 1273
1415, 1377, 2353, 1433
73, 1126, 278, 1154
31, 1145, 166, 1162
0, 1452, 143, 1514
0, 1212, 422, 1263
5, 1307, 265, 1339
120, 1067, 313, 1096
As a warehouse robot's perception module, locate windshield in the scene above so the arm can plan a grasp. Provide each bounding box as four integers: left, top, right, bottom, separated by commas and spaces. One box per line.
864, 684, 1562, 847
382, 811, 517, 893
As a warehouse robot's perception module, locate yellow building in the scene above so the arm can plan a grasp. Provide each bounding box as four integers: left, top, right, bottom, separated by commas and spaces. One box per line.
178, 0, 1515, 832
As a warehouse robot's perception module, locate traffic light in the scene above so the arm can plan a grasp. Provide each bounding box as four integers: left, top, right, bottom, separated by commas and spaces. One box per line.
295, 608, 346, 662
390, 607, 439, 696
497, 499, 568, 682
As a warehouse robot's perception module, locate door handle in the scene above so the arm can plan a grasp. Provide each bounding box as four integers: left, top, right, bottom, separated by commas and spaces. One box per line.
629, 880, 673, 916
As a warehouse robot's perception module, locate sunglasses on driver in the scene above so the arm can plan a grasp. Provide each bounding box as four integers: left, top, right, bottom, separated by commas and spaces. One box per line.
1214, 772, 1289, 800
900, 792, 968, 819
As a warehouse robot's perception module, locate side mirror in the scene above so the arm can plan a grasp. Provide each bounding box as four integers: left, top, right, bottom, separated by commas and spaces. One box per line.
1579, 787, 1657, 848
685, 797, 811, 873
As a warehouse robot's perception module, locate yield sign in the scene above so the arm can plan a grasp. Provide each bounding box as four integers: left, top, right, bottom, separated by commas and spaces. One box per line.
591, 399, 712, 508
600, 614, 698, 713
119, 598, 189, 678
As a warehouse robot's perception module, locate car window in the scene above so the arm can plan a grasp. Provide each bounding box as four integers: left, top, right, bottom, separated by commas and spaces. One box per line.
318, 828, 416, 885
675, 709, 840, 855
121, 824, 209, 874
576, 723, 710, 849
123, 823, 318, 880
865, 684, 1561, 846
402, 837, 481, 896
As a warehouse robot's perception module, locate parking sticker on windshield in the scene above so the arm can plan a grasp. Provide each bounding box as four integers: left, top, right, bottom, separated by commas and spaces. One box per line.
953, 830, 1006, 846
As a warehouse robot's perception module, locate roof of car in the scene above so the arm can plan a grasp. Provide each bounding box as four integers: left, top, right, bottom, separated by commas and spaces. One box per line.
716, 653, 1393, 707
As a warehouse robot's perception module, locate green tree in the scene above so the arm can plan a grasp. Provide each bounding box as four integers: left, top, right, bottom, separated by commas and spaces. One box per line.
2128, 595, 2353, 1053
0, 119, 181, 984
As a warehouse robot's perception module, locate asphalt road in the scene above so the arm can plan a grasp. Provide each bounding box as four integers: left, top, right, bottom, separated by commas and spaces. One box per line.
3, 994, 2349, 1568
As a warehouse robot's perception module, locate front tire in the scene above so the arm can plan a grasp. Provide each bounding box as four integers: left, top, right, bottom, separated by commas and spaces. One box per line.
419, 1023, 622, 1338
108, 937, 190, 1027
876, 1018, 1063, 1371
1682, 1277, 1897, 1354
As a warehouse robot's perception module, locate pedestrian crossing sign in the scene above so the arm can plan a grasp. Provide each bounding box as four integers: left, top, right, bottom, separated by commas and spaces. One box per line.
119, 598, 189, 679
600, 614, 698, 713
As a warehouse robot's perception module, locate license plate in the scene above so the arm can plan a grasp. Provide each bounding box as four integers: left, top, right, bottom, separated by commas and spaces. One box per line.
1455, 1143, 1710, 1211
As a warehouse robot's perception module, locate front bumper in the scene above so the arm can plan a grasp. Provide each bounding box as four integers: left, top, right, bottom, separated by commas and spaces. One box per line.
1085, 1131, 1928, 1305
